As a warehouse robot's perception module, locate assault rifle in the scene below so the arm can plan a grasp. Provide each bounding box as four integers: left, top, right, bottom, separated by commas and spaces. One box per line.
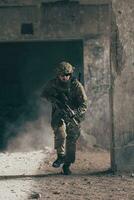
51, 94, 79, 128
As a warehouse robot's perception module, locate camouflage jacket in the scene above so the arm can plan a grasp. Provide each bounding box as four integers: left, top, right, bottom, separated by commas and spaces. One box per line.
41, 77, 88, 126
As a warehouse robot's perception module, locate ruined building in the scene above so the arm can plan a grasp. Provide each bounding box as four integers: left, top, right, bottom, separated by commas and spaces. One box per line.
0, 0, 133, 172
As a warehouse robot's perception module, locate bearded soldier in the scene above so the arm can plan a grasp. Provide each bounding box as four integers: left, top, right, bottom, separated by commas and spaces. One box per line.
41, 61, 88, 175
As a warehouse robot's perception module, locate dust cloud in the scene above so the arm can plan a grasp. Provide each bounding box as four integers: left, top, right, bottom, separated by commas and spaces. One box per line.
6, 99, 53, 152
5, 91, 96, 152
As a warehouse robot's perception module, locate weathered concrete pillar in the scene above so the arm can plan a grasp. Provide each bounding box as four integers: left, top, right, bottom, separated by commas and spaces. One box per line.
111, 0, 134, 171
83, 36, 111, 149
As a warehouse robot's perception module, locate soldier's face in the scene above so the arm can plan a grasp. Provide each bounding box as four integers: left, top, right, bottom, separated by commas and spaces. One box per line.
58, 74, 71, 82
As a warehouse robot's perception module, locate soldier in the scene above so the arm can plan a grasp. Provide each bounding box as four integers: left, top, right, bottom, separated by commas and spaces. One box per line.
41, 61, 88, 175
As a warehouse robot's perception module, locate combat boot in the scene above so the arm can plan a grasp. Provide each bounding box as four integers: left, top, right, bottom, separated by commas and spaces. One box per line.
62, 164, 72, 175
52, 154, 65, 168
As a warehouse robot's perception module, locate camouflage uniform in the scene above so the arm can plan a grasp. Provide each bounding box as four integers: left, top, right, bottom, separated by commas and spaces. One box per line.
41, 62, 88, 172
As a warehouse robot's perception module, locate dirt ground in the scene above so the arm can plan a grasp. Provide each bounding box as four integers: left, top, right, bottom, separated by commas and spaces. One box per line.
0, 146, 134, 200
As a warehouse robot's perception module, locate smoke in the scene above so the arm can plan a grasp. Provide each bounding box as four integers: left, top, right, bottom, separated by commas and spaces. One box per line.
6, 99, 54, 152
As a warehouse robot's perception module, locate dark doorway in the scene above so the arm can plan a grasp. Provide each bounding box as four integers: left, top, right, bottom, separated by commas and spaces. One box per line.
0, 40, 83, 149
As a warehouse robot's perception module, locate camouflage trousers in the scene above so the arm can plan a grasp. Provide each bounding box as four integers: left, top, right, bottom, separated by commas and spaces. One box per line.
52, 120, 81, 165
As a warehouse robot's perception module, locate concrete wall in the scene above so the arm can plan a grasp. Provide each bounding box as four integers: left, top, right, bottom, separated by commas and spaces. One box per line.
0, 2, 111, 149
1, 0, 133, 172
83, 36, 111, 148
111, 0, 134, 171
0, 3, 109, 41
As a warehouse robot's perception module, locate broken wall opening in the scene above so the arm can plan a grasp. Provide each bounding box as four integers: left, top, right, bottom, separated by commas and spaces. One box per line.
0, 40, 83, 150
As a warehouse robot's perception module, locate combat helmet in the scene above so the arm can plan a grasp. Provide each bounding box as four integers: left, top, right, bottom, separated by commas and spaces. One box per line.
56, 61, 74, 76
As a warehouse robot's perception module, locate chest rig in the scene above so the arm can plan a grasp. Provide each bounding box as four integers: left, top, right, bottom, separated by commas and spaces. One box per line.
55, 77, 77, 104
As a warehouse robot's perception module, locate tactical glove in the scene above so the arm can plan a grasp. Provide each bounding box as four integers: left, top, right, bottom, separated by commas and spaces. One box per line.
73, 109, 85, 123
